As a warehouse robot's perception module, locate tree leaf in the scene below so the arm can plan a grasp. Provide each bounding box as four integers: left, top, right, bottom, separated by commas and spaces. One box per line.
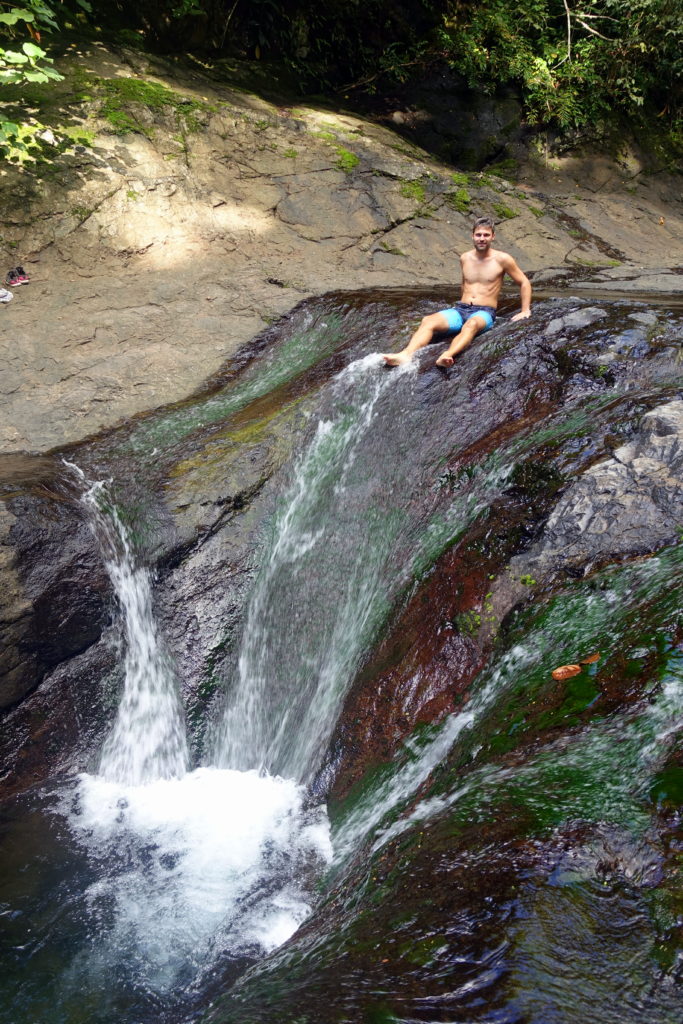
8, 8, 35, 23
0, 11, 34, 26
551, 664, 582, 680
2, 51, 30, 64
22, 41, 46, 59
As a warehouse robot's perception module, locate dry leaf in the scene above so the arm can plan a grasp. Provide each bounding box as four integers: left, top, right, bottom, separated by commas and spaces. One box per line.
551, 664, 582, 680
580, 652, 601, 664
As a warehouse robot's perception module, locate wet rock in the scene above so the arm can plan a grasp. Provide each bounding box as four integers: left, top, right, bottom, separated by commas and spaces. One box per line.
544, 307, 608, 336
512, 399, 683, 578
0, 505, 35, 709
609, 328, 650, 357
0, 491, 110, 712
0, 636, 119, 796
0, 292, 680, 809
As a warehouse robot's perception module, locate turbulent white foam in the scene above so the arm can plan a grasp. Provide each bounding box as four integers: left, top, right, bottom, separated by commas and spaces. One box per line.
71, 767, 332, 991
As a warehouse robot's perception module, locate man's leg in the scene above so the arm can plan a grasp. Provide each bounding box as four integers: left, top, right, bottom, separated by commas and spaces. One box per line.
382, 312, 452, 367
435, 315, 487, 367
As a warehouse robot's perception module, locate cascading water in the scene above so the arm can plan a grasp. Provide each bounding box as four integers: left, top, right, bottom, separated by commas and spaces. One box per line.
212, 352, 507, 783
56, 470, 333, 1012
51, 350, 494, 1016
79, 476, 189, 785
3, 291, 682, 1024
213, 354, 409, 780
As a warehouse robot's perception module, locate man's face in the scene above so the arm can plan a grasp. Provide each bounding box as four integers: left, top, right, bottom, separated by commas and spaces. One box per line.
472, 226, 494, 251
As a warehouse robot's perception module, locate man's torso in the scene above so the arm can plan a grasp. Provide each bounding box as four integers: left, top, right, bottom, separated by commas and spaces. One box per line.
460, 249, 507, 308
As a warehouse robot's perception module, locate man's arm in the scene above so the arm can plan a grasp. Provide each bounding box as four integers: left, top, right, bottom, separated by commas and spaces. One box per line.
501, 254, 532, 320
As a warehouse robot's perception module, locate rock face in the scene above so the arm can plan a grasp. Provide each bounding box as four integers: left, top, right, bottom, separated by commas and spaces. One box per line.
0, 49, 682, 1018
1, 286, 681, 802
512, 400, 683, 577
0, 480, 110, 700
380, 71, 524, 169
0, 43, 682, 454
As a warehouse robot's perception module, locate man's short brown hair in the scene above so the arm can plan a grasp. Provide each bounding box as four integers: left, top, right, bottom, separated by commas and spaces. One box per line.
472, 216, 495, 232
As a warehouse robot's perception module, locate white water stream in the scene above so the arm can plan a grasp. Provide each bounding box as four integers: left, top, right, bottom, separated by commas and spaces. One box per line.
81, 479, 189, 785
65, 469, 333, 993
211, 353, 409, 781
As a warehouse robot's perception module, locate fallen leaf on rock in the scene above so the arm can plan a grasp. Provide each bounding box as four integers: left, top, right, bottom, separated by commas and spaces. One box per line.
580, 652, 601, 664
552, 664, 582, 680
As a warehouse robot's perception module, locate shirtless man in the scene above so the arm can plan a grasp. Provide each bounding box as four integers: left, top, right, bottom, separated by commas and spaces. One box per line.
382, 216, 531, 368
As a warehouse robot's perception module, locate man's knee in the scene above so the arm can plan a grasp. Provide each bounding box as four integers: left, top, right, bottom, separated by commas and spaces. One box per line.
463, 315, 487, 335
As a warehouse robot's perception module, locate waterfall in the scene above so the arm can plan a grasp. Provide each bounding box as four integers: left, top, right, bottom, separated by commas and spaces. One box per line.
55, 468, 332, 1002
80, 478, 189, 784
212, 354, 417, 781
211, 351, 505, 783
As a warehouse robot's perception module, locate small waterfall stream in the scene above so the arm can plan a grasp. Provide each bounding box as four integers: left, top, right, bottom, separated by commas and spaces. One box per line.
213, 354, 411, 780
79, 477, 189, 785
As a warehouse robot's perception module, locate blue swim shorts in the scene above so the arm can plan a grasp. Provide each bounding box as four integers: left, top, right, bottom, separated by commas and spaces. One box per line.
439, 302, 496, 334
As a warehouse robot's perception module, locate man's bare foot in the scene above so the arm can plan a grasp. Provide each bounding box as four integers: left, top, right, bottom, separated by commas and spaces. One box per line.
382, 352, 412, 367
435, 352, 455, 367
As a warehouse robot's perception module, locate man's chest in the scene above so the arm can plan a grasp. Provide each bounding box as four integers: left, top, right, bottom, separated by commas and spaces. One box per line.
463, 258, 504, 285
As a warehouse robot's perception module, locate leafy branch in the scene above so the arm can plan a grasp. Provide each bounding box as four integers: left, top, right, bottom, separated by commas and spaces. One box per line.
0, 1, 92, 161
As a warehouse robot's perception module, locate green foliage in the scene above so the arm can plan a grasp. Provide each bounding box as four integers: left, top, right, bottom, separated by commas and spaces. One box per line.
334, 145, 359, 171
0, 1, 94, 161
198, 0, 680, 137
487, 158, 517, 178
99, 76, 205, 136
438, 0, 682, 133
399, 179, 426, 202
3, 0, 681, 163
492, 201, 518, 220
445, 187, 470, 212
454, 609, 481, 636
71, 204, 93, 221
379, 241, 406, 256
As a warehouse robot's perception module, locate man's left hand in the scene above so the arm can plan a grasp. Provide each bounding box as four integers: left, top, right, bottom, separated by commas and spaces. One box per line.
511, 310, 531, 322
